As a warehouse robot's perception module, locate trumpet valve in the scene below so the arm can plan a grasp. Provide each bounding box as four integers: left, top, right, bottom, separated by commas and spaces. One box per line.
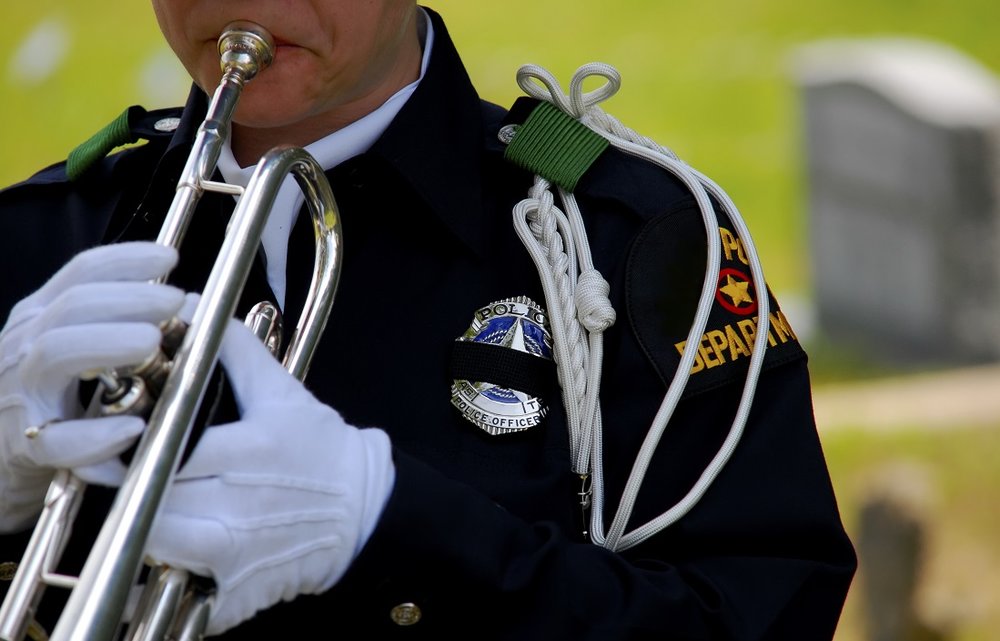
244, 301, 284, 358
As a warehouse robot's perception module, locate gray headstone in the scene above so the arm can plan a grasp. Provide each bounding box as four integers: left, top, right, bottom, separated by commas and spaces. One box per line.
856, 463, 950, 641
793, 39, 1000, 363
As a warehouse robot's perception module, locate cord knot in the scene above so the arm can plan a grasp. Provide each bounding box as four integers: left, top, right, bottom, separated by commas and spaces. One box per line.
575, 269, 615, 332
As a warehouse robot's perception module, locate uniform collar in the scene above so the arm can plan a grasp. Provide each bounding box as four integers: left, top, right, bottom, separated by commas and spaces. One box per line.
366, 7, 498, 257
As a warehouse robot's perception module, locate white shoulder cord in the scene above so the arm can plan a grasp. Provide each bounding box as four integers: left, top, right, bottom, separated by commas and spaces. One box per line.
511, 63, 771, 551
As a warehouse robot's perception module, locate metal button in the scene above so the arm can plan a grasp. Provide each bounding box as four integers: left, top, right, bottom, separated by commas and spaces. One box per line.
498, 124, 519, 144
153, 117, 181, 133
389, 602, 422, 626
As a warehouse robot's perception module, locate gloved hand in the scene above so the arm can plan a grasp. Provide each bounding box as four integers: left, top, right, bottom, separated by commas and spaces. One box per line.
145, 298, 395, 635
0, 242, 183, 532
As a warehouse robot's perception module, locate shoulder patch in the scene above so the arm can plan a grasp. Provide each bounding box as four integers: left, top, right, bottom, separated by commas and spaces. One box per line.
626, 202, 806, 398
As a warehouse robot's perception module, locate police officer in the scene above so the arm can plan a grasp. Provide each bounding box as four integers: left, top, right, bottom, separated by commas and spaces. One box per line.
0, 2, 856, 639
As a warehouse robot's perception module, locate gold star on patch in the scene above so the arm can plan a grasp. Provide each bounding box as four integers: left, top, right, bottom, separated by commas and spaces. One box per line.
720, 274, 753, 306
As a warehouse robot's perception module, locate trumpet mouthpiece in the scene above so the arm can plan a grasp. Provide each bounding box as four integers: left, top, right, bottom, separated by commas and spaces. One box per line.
218, 21, 275, 80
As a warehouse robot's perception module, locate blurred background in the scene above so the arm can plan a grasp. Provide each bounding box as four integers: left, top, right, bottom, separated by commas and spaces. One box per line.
3, 1, 999, 639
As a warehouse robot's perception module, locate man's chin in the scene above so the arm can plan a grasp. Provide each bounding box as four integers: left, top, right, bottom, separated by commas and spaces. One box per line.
232, 99, 310, 131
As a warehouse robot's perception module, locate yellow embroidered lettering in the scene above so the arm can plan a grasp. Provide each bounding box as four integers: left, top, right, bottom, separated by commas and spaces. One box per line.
674, 310, 799, 379
699, 335, 721, 368
719, 227, 739, 263
769, 310, 798, 344
738, 318, 757, 349
725, 323, 751, 359
706, 330, 728, 367
676, 341, 706, 374
718, 227, 748, 265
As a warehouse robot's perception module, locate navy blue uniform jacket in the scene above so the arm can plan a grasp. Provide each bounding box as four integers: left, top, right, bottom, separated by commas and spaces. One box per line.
0, 8, 855, 640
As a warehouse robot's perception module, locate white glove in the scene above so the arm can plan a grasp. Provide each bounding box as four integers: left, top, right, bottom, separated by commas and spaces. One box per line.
0, 242, 183, 531
145, 298, 395, 636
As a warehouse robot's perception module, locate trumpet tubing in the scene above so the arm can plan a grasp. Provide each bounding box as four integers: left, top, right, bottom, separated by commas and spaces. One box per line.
0, 21, 344, 641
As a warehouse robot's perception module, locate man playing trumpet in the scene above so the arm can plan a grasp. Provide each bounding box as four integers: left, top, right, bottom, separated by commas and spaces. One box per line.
0, 1, 856, 638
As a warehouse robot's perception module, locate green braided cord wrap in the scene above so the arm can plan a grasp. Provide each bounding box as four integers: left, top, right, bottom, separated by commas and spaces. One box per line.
504, 101, 609, 192
66, 107, 139, 181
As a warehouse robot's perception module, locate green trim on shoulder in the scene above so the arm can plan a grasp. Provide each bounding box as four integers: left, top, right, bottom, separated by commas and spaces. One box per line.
66, 106, 146, 181
503, 101, 609, 192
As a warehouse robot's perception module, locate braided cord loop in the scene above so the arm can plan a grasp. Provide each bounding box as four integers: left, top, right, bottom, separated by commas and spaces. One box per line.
509, 62, 771, 551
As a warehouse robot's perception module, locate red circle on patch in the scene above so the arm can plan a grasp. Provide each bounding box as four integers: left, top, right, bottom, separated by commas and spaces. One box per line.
715, 267, 758, 315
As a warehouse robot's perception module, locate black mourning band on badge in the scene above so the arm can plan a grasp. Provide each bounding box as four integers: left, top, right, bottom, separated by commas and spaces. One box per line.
450, 340, 557, 399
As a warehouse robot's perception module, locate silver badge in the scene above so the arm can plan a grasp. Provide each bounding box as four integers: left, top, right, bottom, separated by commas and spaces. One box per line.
451, 296, 553, 435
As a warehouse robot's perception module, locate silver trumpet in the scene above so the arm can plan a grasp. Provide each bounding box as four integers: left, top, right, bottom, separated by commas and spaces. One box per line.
0, 21, 343, 641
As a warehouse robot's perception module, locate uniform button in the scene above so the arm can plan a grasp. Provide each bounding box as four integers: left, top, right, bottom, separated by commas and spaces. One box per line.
498, 124, 519, 144
389, 602, 422, 626
154, 117, 181, 132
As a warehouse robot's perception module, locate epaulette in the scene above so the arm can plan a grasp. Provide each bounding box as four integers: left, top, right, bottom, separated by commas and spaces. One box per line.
66, 106, 185, 181
501, 97, 608, 192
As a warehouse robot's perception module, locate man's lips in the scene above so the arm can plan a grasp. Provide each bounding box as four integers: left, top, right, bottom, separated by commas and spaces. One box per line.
271, 38, 306, 60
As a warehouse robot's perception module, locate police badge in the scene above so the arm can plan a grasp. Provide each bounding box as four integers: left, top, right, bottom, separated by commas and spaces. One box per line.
450, 297, 555, 435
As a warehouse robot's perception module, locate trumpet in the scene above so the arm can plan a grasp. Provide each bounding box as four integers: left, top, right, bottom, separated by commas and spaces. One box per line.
0, 21, 343, 641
